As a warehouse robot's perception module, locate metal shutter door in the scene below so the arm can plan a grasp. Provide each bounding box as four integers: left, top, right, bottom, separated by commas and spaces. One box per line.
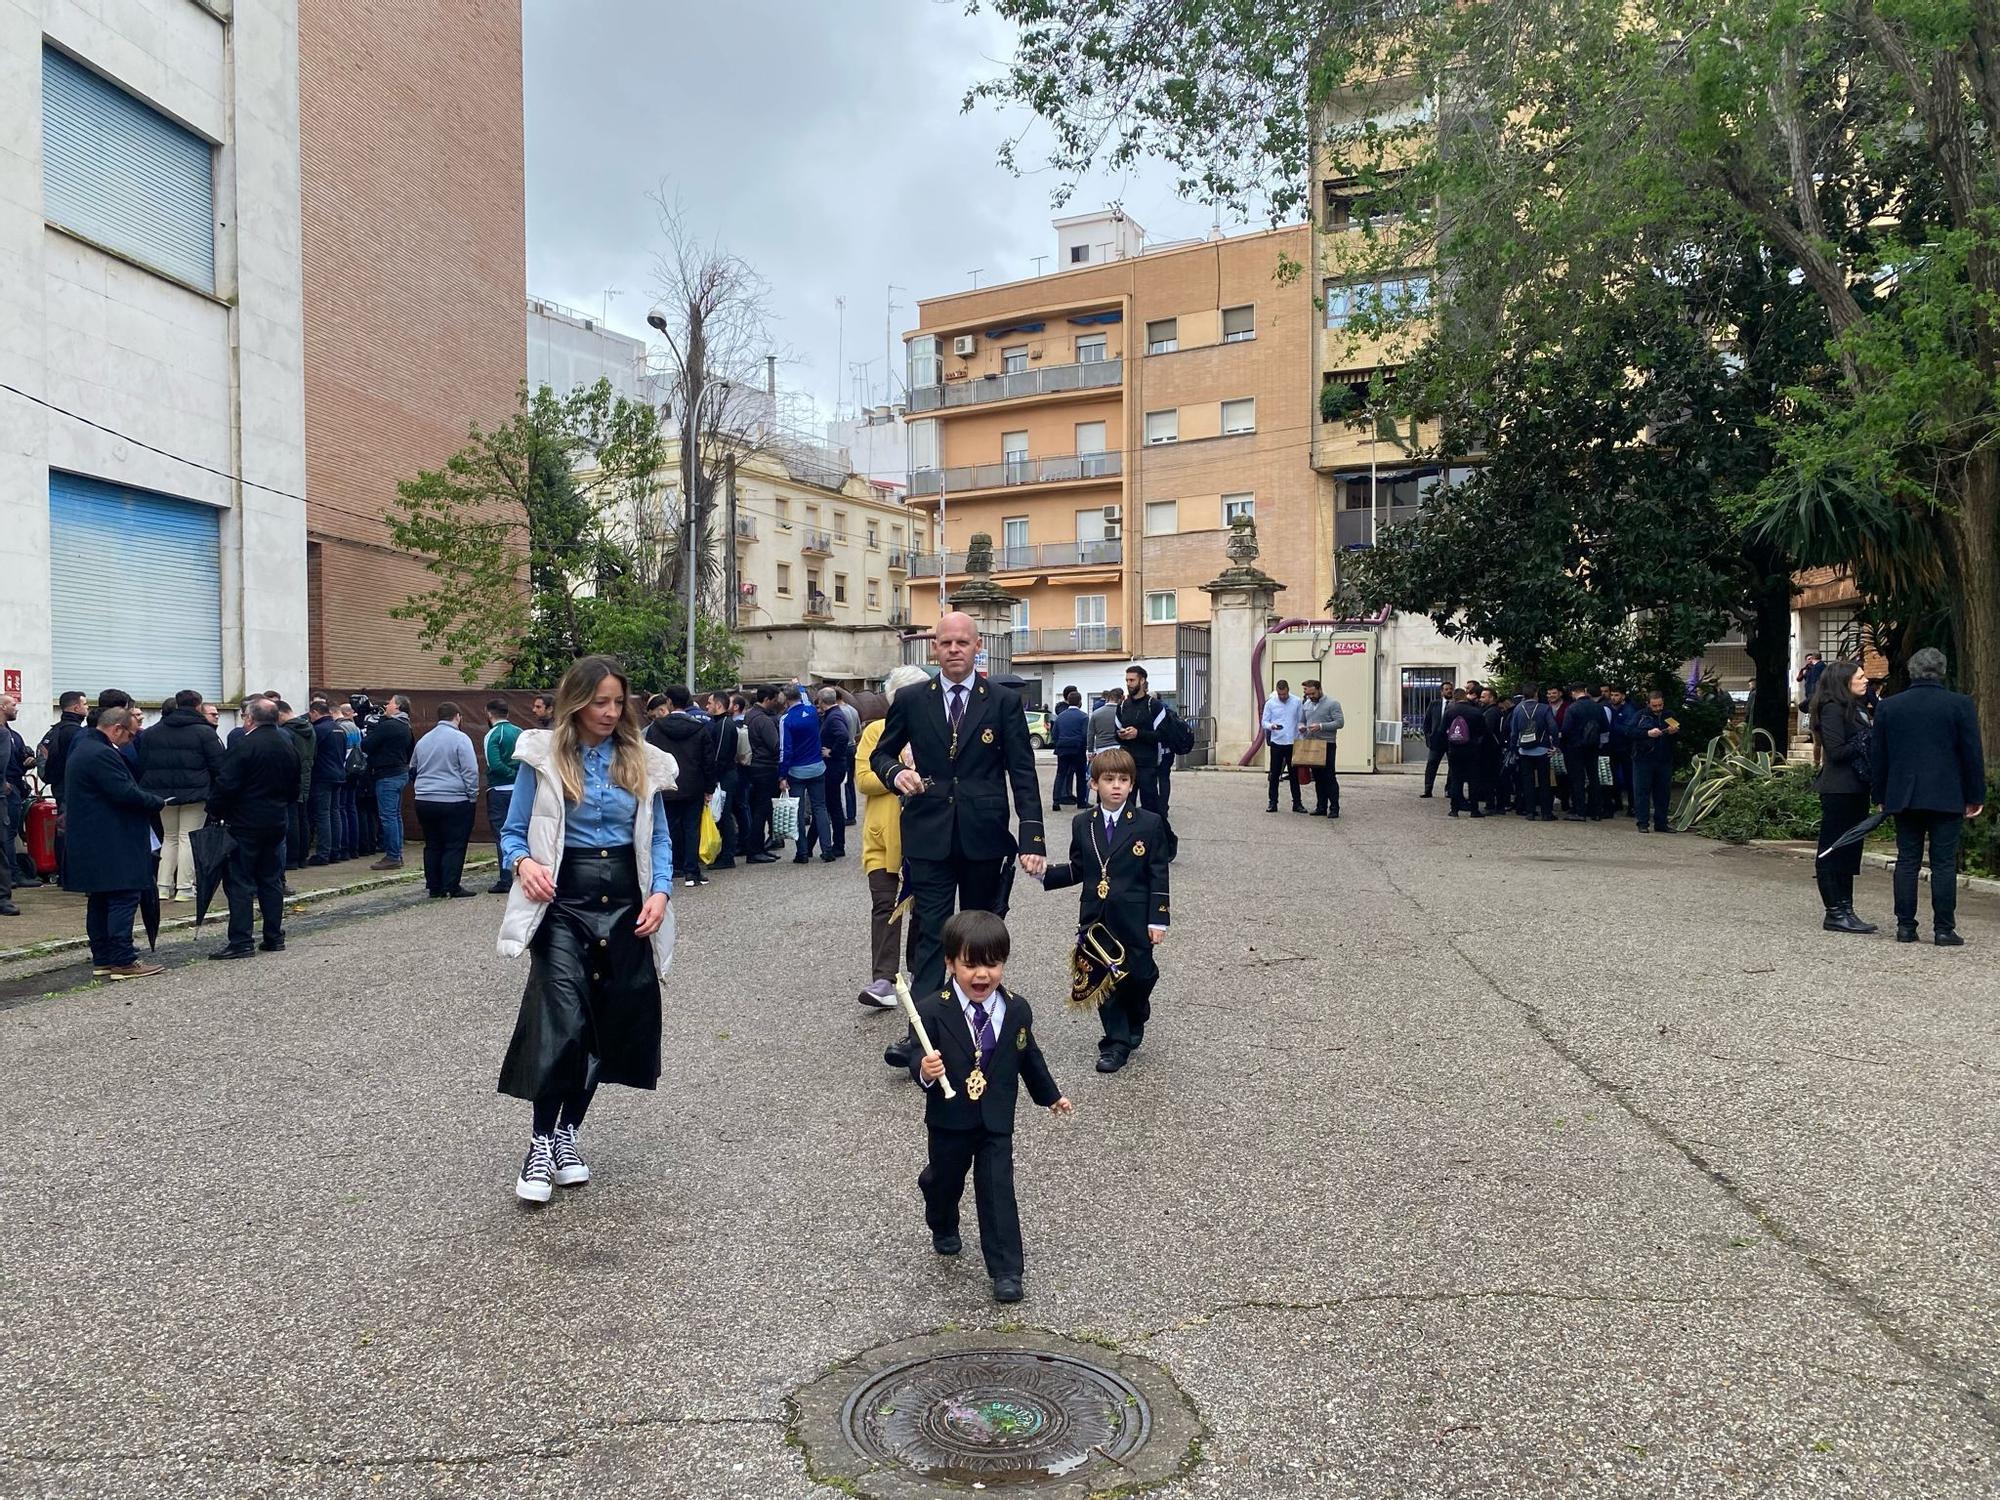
41, 46, 216, 292
49, 473, 224, 703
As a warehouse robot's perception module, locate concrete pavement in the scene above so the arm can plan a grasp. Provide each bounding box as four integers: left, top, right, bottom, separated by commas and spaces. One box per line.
2, 772, 1995, 1498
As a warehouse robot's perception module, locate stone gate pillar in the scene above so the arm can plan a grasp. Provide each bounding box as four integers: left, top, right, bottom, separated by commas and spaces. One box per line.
948, 532, 1019, 675
1201, 516, 1285, 767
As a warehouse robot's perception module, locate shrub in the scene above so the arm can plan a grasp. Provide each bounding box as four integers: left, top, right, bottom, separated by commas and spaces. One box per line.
1693, 766, 1824, 843
1964, 775, 2000, 880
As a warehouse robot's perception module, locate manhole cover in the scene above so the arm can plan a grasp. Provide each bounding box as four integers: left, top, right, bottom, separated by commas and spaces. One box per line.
791, 1331, 1201, 1499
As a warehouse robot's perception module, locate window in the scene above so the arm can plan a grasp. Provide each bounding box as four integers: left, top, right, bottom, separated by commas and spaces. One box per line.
49, 473, 222, 700
1002, 346, 1029, 374
1146, 591, 1178, 623
1144, 500, 1179, 536
1070, 244, 1089, 263
1223, 305, 1256, 342
834, 574, 848, 604
908, 335, 941, 389
1325, 274, 1432, 329
1076, 334, 1107, 364
806, 505, 820, 528
1222, 493, 1256, 524
1145, 409, 1178, 445
1076, 595, 1107, 626
1001, 430, 1029, 481
833, 510, 848, 541
1146, 318, 1179, 354
1818, 608, 1863, 661
867, 579, 880, 609
807, 570, 822, 599
1222, 398, 1256, 434
866, 520, 879, 549
909, 419, 939, 474
776, 563, 792, 596
775, 498, 792, 530
1011, 600, 1030, 635
1075, 508, 1107, 544
42, 47, 216, 292
1001, 516, 1030, 565
891, 524, 904, 545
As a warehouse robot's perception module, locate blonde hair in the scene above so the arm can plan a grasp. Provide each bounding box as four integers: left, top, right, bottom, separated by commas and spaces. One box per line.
548, 655, 648, 807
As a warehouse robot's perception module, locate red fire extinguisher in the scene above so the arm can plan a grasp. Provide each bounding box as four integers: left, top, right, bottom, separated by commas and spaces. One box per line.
24, 782, 59, 879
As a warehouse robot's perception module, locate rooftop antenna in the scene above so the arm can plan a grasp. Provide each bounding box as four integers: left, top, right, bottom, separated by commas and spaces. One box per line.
601, 287, 621, 325
885, 284, 906, 404
1031, 254, 1049, 278
834, 295, 846, 420
968, 268, 984, 289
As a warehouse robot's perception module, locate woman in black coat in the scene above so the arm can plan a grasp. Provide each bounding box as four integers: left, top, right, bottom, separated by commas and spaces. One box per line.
1812, 661, 1876, 935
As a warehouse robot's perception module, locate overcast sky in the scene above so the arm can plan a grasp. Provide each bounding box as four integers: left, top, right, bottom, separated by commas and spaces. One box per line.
523, 0, 1247, 430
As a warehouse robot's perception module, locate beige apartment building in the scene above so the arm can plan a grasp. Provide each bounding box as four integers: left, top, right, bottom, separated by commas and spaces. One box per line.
902, 212, 1315, 704
697, 440, 920, 688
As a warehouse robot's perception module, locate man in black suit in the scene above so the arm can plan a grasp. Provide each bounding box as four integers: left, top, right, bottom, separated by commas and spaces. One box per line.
1871, 647, 1987, 946
870, 611, 1045, 1066
61, 707, 165, 980
1419, 685, 1454, 797
1559, 683, 1608, 820
208, 700, 302, 959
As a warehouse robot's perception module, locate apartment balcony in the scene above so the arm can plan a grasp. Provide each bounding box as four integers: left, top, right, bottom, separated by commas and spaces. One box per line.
907, 539, 1123, 578
1013, 625, 1124, 657
803, 594, 835, 622
887, 547, 913, 574
887, 608, 911, 627
906, 357, 1123, 414
800, 528, 835, 557
1336, 504, 1425, 551
906, 450, 1121, 499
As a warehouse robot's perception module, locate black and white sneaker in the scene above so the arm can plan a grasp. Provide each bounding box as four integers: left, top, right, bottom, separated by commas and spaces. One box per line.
551, 1124, 591, 1187
515, 1134, 555, 1203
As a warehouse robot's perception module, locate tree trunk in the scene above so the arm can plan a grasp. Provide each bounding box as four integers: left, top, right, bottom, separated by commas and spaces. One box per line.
1741, 567, 1796, 754
1952, 450, 2000, 765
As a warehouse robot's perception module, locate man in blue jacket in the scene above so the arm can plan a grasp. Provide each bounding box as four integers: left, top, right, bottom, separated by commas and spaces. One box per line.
307, 699, 348, 865
1559, 683, 1609, 821
1050, 686, 1090, 811
782, 685, 834, 863
1871, 647, 1987, 946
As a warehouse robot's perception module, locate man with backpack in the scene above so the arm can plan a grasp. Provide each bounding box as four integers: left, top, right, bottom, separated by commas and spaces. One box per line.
1508, 685, 1559, 820
1442, 687, 1489, 816
1559, 683, 1610, 821
483, 698, 522, 893
1298, 679, 1344, 818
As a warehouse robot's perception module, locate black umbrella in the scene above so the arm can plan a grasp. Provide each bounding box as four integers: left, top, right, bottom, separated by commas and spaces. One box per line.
190, 822, 236, 926
139, 885, 161, 951
1817, 809, 1888, 859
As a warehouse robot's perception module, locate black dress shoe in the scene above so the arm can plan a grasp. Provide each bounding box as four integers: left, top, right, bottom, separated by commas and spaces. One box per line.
1936, 929, 1966, 947
488, 880, 512, 895
447, 887, 477, 898
1309, 808, 1328, 816
1823, 907, 1873, 935
209, 945, 256, 961
933, 1233, 962, 1256
993, 1277, 1024, 1304
1095, 1047, 1129, 1074
1265, 805, 1277, 813
1895, 923, 1919, 943
259, 937, 286, 953
884, 1041, 914, 1069
1419, 791, 1434, 798
793, 855, 811, 864
747, 853, 778, 864
1291, 804, 1308, 813
0, 901, 19, 917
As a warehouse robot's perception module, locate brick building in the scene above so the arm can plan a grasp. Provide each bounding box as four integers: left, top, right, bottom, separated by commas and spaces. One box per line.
901, 213, 1314, 702
299, 0, 525, 695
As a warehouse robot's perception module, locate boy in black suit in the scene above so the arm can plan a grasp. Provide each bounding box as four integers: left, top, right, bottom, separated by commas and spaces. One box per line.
912, 909, 1071, 1304
1042, 748, 1171, 1074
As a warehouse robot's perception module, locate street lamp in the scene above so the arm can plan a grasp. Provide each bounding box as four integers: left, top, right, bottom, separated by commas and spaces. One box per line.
648, 308, 700, 693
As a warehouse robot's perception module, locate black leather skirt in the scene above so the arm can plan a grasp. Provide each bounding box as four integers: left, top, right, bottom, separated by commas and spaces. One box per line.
497, 844, 661, 1101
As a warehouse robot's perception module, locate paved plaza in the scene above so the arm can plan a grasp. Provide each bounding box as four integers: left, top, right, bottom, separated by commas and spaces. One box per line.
3, 770, 1996, 1499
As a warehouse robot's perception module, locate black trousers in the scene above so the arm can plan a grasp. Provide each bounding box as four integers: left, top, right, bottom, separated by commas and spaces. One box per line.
1566, 754, 1605, 817
1517, 756, 1554, 818
285, 801, 308, 869
1632, 760, 1672, 830
224, 825, 287, 948
907, 852, 1008, 1001
746, 767, 779, 850
713, 767, 742, 865
354, 779, 380, 854
1052, 750, 1088, 808
1266, 745, 1300, 809
665, 797, 703, 878
414, 798, 475, 894
921, 1125, 1023, 1280
1423, 742, 1446, 795
1152, 759, 1173, 818
1446, 748, 1482, 811
1099, 942, 1157, 1051
1311, 752, 1340, 815
1893, 810, 1964, 930
1483, 749, 1507, 811
1815, 791, 1870, 909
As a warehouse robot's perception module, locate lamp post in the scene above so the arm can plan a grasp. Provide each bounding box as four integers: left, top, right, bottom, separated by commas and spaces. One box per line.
649, 309, 701, 693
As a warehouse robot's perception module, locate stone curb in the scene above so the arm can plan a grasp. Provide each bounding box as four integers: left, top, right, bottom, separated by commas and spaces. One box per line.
1737, 838, 2000, 896
0, 854, 500, 968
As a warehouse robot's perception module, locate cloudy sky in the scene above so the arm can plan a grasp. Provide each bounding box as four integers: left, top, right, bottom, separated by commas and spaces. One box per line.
523, 0, 1247, 429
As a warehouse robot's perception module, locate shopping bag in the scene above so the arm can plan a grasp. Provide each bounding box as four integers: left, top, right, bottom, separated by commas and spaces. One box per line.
1550, 750, 1566, 778
698, 806, 722, 866
771, 794, 800, 840
1596, 755, 1614, 787
706, 787, 726, 824
1292, 736, 1329, 768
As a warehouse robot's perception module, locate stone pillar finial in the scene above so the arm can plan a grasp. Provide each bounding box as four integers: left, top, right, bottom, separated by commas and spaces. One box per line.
947, 531, 1019, 674
1201, 516, 1286, 767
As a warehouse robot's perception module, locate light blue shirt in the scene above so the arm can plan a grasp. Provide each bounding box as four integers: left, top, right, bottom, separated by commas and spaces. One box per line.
410, 721, 478, 802
498, 739, 673, 896
1262, 693, 1303, 746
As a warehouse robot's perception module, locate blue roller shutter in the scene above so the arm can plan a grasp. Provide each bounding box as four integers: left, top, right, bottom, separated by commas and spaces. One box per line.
50, 474, 224, 703
41, 46, 216, 292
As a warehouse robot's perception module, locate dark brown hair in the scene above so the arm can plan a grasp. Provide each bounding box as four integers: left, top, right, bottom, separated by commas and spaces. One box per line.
943, 909, 1010, 968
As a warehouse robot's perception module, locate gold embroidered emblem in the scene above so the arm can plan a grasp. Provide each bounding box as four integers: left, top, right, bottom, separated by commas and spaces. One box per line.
981, 727, 994, 743
1018, 1027, 1028, 1047
1132, 840, 1146, 856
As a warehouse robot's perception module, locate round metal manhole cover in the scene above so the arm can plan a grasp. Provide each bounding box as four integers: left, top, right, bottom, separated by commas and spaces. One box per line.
791, 1332, 1201, 1499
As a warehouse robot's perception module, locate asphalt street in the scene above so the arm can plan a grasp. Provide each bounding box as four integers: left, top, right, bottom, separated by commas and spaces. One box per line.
3, 771, 1995, 1499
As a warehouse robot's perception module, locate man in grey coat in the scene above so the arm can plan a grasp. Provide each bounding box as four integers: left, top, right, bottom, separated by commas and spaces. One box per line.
1298, 679, 1346, 819
1870, 647, 1986, 946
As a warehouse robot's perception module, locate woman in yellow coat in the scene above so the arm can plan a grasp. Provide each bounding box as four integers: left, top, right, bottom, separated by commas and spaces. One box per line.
855, 664, 930, 1007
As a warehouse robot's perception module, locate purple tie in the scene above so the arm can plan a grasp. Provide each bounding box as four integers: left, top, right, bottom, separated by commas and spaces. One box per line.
949, 685, 966, 733
969, 1000, 995, 1055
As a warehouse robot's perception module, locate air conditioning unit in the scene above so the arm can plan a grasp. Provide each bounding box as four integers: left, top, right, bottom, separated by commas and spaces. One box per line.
1374, 719, 1404, 746
953, 335, 978, 357
1101, 503, 1122, 539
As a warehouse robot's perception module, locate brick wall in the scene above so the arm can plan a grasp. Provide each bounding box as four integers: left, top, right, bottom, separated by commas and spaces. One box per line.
298, 0, 525, 694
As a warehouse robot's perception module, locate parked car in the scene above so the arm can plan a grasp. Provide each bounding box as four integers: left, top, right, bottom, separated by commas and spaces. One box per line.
1025, 707, 1051, 749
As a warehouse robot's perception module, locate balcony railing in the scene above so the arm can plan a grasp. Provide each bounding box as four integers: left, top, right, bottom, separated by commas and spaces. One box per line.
906, 450, 1121, 497
803, 594, 835, 621
887, 548, 913, 572
908, 539, 1122, 577
887, 608, 911, 627
907, 357, 1123, 413
1335, 503, 1425, 550
1013, 625, 1123, 656
801, 528, 835, 555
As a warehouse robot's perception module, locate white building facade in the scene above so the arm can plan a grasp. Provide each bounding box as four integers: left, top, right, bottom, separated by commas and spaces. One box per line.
0, 0, 307, 733
527, 295, 659, 405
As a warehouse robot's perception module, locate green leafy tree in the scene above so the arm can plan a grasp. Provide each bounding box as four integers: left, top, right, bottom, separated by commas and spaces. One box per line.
386, 380, 739, 690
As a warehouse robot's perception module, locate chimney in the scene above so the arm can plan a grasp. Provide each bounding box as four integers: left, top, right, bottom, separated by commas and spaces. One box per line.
765, 354, 777, 398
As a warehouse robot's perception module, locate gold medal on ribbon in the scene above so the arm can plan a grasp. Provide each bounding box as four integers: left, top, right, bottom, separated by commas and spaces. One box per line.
1096, 877, 1110, 899
966, 1067, 988, 1100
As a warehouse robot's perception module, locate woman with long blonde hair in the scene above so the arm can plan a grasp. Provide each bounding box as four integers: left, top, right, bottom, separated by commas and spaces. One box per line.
494, 656, 677, 1203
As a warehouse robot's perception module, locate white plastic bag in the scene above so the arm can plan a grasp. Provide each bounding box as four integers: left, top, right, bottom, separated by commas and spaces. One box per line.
707, 787, 727, 823
771, 794, 800, 840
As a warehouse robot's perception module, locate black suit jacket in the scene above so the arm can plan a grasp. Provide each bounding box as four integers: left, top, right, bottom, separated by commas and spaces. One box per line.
209, 728, 302, 831
870, 677, 1045, 860
60, 730, 166, 894
1043, 805, 1171, 946
1870, 679, 1986, 814
909, 986, 1061, 1134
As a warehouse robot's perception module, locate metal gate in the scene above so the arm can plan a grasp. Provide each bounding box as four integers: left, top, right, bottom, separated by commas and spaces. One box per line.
1176, 622, 1213, 767
1399, 667, 1452, 761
